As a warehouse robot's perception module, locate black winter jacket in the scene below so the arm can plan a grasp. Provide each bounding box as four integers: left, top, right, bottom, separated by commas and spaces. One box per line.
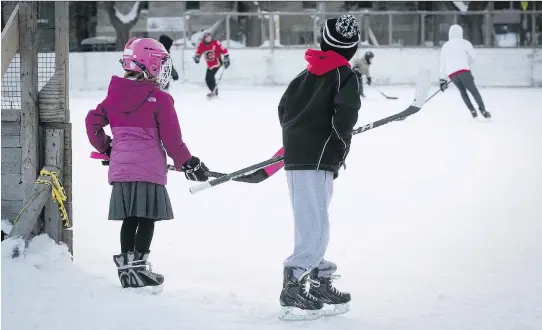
278, 49, 361, 178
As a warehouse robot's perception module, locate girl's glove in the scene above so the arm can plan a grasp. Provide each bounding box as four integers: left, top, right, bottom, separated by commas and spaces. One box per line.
181, 156, 209, 182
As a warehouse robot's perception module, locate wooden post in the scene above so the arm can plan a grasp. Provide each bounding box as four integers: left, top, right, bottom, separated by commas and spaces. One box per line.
19, 1, 39, 199
43, 129, 64, 243
55, 1, 73, 254
7, 166, 61, 240
55, 1, 69, 123
1, 4, 19, 77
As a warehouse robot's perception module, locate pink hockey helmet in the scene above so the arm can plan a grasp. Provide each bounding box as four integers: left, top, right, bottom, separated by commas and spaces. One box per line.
121, 37, 172, 89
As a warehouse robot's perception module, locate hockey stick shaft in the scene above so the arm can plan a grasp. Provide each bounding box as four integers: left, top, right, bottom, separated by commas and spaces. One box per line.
189, 69, 432, 194
372, 85, 398, 100
211, 68, 226, 95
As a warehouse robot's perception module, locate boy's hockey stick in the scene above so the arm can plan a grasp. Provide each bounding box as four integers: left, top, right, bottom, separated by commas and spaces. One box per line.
372, 85, 398, 100
189, 68, 432, 194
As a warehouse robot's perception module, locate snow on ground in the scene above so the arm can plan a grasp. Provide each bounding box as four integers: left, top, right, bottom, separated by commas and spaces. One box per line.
3, 83, 542, 330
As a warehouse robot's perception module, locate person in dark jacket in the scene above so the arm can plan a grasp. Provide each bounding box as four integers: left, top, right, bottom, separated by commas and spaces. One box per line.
276, 14, 361, 320
158, 35, 179, 91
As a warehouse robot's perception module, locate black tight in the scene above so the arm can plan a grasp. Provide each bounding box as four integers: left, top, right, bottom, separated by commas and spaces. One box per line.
205, 67, 219, 92
120, 217, 155, 253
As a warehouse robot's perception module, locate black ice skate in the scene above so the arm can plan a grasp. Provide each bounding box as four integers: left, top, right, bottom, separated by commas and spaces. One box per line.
278, 268, 323, 321
113, 253, 132, 288
113, 251, 164, 294
469, 108, 478, 119
480, 108, 492, 120
207, 89, 218, 99
310, 268, 351, 316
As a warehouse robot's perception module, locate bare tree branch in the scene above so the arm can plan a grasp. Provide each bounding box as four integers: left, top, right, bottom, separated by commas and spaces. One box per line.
104, 1, 143, 50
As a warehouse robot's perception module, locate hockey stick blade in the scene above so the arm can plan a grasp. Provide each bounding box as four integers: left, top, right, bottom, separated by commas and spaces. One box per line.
394, 81, 450, 121
214, 147, 285, 184
188, 155, 284, 194
188, 69, 431, 194
373, 85, 398, 100
354, 68, 430, 133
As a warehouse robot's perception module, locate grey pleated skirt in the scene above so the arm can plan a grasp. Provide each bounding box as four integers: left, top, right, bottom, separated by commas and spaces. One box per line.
108, 182, 174, 221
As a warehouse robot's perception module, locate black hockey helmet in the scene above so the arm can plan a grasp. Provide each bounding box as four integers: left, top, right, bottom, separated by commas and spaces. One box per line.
202, 31, 212, 44
364, 51, 374, 64
159, 35, 173, 52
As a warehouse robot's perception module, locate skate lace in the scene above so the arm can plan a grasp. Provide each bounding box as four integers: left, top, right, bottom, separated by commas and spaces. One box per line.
304, 278, 321, 302
327, 275, 343, 296
125, 260, 160, 278
141, 261, 161, 278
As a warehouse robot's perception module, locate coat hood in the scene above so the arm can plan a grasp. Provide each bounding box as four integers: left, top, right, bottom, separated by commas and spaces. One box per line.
104, 76, 158, 114
448, 24, 463, 40
305, 49, 351, 76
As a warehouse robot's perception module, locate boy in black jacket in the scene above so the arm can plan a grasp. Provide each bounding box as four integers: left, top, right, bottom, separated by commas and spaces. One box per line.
158, 34, 179, 91
277, 14, 361, 321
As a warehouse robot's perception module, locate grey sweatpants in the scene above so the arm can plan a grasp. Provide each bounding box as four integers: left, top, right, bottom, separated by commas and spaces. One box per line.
449, 71, 486, 112
283, 170, 337, 280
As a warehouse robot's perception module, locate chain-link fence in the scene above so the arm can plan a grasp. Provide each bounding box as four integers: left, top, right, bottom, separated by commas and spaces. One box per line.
37, 2, 56, 90
1, 2, 57, 109
1, 55, 21, 109
1, 2, 20, 109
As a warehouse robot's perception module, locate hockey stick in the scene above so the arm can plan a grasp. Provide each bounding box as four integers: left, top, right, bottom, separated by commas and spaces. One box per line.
189, 68, 432, 194
372, 85, 398, 100
90, 151, 278, 184
89, 152, 250, 182
209, 67, 226, 97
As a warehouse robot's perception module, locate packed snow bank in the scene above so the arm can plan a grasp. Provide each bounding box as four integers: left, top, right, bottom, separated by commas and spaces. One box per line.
2, 219, 13, 236
2, 234, 353, 330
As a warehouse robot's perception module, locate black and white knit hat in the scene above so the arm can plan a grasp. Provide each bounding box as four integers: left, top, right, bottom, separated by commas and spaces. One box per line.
320, 14, 360, 60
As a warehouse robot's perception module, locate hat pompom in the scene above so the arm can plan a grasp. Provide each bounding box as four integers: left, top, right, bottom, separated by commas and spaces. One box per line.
335, 14, 360, 39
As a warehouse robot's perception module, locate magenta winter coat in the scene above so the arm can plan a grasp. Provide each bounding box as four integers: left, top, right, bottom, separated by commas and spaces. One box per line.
85, 76, 192, 185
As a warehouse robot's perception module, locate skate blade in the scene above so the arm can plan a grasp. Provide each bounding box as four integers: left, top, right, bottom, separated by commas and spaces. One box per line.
474, 117, 492, 123
128, 284, 163, 295
322, 302, 350, 317
278, 306, 322, 321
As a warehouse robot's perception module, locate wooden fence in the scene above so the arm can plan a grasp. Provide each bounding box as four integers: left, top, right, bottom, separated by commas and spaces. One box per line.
1, 1, 72, 254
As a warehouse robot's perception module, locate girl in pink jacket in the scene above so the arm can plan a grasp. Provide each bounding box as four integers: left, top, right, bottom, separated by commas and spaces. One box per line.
86, 37, 209, 290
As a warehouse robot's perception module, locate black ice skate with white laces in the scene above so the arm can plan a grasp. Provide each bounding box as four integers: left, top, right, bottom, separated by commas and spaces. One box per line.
279, 268, 324, 321
310, 268, 351, 316
113, 251, 164, 294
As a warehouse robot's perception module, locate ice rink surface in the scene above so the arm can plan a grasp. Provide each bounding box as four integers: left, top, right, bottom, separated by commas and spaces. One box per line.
3, 83, 542, 330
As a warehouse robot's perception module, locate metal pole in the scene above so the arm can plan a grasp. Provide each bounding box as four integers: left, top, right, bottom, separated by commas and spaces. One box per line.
532, 8, 537, 46
275, 14, 281, 46
269, 13, 275, 51
182, 13, 188, 83
388, 13, 393, 45
226, 14, 231, 49
421, 13, 426, 46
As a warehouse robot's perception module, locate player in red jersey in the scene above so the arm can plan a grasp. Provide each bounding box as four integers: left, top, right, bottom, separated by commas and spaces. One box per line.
193, 32, 230, 97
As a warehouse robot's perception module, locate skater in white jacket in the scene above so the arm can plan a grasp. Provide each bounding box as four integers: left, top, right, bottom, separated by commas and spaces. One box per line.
439, 24, 491, 119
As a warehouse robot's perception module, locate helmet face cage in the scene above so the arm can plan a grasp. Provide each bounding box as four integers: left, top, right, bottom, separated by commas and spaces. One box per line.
156, 56, 172, 89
